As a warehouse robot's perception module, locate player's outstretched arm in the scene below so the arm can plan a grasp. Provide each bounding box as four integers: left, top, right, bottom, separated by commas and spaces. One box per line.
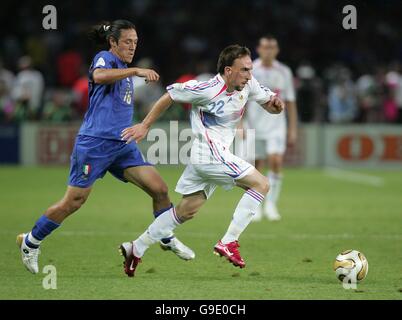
286, 101, 298, 147
121, 93, 173, 144
262, 96, 285, 114
93, 67, 159, 84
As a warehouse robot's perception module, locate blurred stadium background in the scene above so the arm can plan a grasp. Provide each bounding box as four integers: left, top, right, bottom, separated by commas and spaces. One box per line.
1, 0, 402, 167
1, 0, 401, 299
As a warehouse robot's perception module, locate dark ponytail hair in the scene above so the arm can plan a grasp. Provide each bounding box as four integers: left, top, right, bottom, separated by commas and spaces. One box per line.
88, 19, 136, 48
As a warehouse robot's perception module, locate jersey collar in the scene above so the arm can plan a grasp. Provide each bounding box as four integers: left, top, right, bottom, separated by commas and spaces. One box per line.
216, 73, 225, 84
216, 73, 242, 97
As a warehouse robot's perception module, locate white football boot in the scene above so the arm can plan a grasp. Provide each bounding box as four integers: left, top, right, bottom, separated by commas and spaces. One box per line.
16, 233, 40, 274
160, 237, 195, 260
265, 201, 281, 221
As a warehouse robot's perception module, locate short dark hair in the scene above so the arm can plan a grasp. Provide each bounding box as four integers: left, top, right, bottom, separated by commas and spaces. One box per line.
260, 34, 277, 42
217, 45, 251, 74
88, 19, 136, 48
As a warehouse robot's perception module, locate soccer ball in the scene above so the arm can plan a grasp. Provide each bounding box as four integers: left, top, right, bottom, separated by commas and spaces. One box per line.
333, 249, 368, 283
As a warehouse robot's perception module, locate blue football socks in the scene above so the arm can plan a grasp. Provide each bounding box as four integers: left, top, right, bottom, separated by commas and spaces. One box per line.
25, 215, 60, 249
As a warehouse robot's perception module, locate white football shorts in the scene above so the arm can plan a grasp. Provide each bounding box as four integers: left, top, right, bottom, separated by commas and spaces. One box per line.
254, 135, 286, 159
175, 148, 254, 199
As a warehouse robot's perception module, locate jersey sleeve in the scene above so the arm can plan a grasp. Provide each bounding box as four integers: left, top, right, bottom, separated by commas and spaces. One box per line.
283, 67, 296, 102
248, 76, 276, 105
166, 80, 211, 104
89, 52, 115, 81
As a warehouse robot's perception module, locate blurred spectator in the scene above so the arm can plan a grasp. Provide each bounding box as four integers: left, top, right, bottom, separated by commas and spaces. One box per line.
12, 100, 31, 122
12, 56, 44, 119
295, 63, 324, 122
72, 66, 89, 118
396, 72, 402, 124
57, 46, 83, 87
42, 90, 72, 122
1, 0, 402, 125
132, 58, 164, 121
0, 79, 15, 122
384, 66, 402, 123
0, 58, 15, 94
382, 86, 398, 122
383, 71, 400, 122
356, 73, 380, 122
327, 67, 358, 123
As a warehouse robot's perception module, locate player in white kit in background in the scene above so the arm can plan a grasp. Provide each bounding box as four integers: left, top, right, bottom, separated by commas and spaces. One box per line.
120, 45, 284, 273
245, 35, 298, 221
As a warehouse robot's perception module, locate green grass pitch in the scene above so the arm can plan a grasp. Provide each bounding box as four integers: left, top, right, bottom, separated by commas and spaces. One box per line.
0, 166, 401, 299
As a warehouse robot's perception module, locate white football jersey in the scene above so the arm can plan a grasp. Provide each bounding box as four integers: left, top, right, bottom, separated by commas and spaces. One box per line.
167, 73, 275, 163
245, 59, 295, 138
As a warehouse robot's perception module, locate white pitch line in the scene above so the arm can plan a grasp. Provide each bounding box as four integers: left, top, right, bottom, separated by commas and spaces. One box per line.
323, 167, 385, 187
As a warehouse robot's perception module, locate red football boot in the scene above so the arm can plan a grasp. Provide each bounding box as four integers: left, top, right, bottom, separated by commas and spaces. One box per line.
119, 242, 141, 277
213, 240, 246, 268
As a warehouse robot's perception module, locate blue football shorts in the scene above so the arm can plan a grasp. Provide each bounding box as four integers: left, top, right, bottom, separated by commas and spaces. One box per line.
68, 135, 152, 188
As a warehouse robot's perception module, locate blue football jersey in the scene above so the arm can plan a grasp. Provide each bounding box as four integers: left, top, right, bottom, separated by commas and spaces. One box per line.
78, 51, 134, 140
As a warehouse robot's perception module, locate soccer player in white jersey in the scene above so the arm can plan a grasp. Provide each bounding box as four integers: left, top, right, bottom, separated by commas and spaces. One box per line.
245, 35, 298, 221
119, 45, 283, 275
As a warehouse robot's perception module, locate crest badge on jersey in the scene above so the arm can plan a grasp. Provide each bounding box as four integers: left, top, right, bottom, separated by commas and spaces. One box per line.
95, 57, 106, 68
82, 164, 91, 178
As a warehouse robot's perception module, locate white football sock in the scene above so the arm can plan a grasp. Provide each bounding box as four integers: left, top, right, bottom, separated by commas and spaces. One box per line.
266, 171, 283, 204
27, 232, 41, 246
133, 206, 182, 257
132, 231, 155, 257
221, 189, 264, 244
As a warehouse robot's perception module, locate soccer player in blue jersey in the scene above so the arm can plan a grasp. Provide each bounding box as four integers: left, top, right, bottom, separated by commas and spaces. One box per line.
17, 20, 194, 276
